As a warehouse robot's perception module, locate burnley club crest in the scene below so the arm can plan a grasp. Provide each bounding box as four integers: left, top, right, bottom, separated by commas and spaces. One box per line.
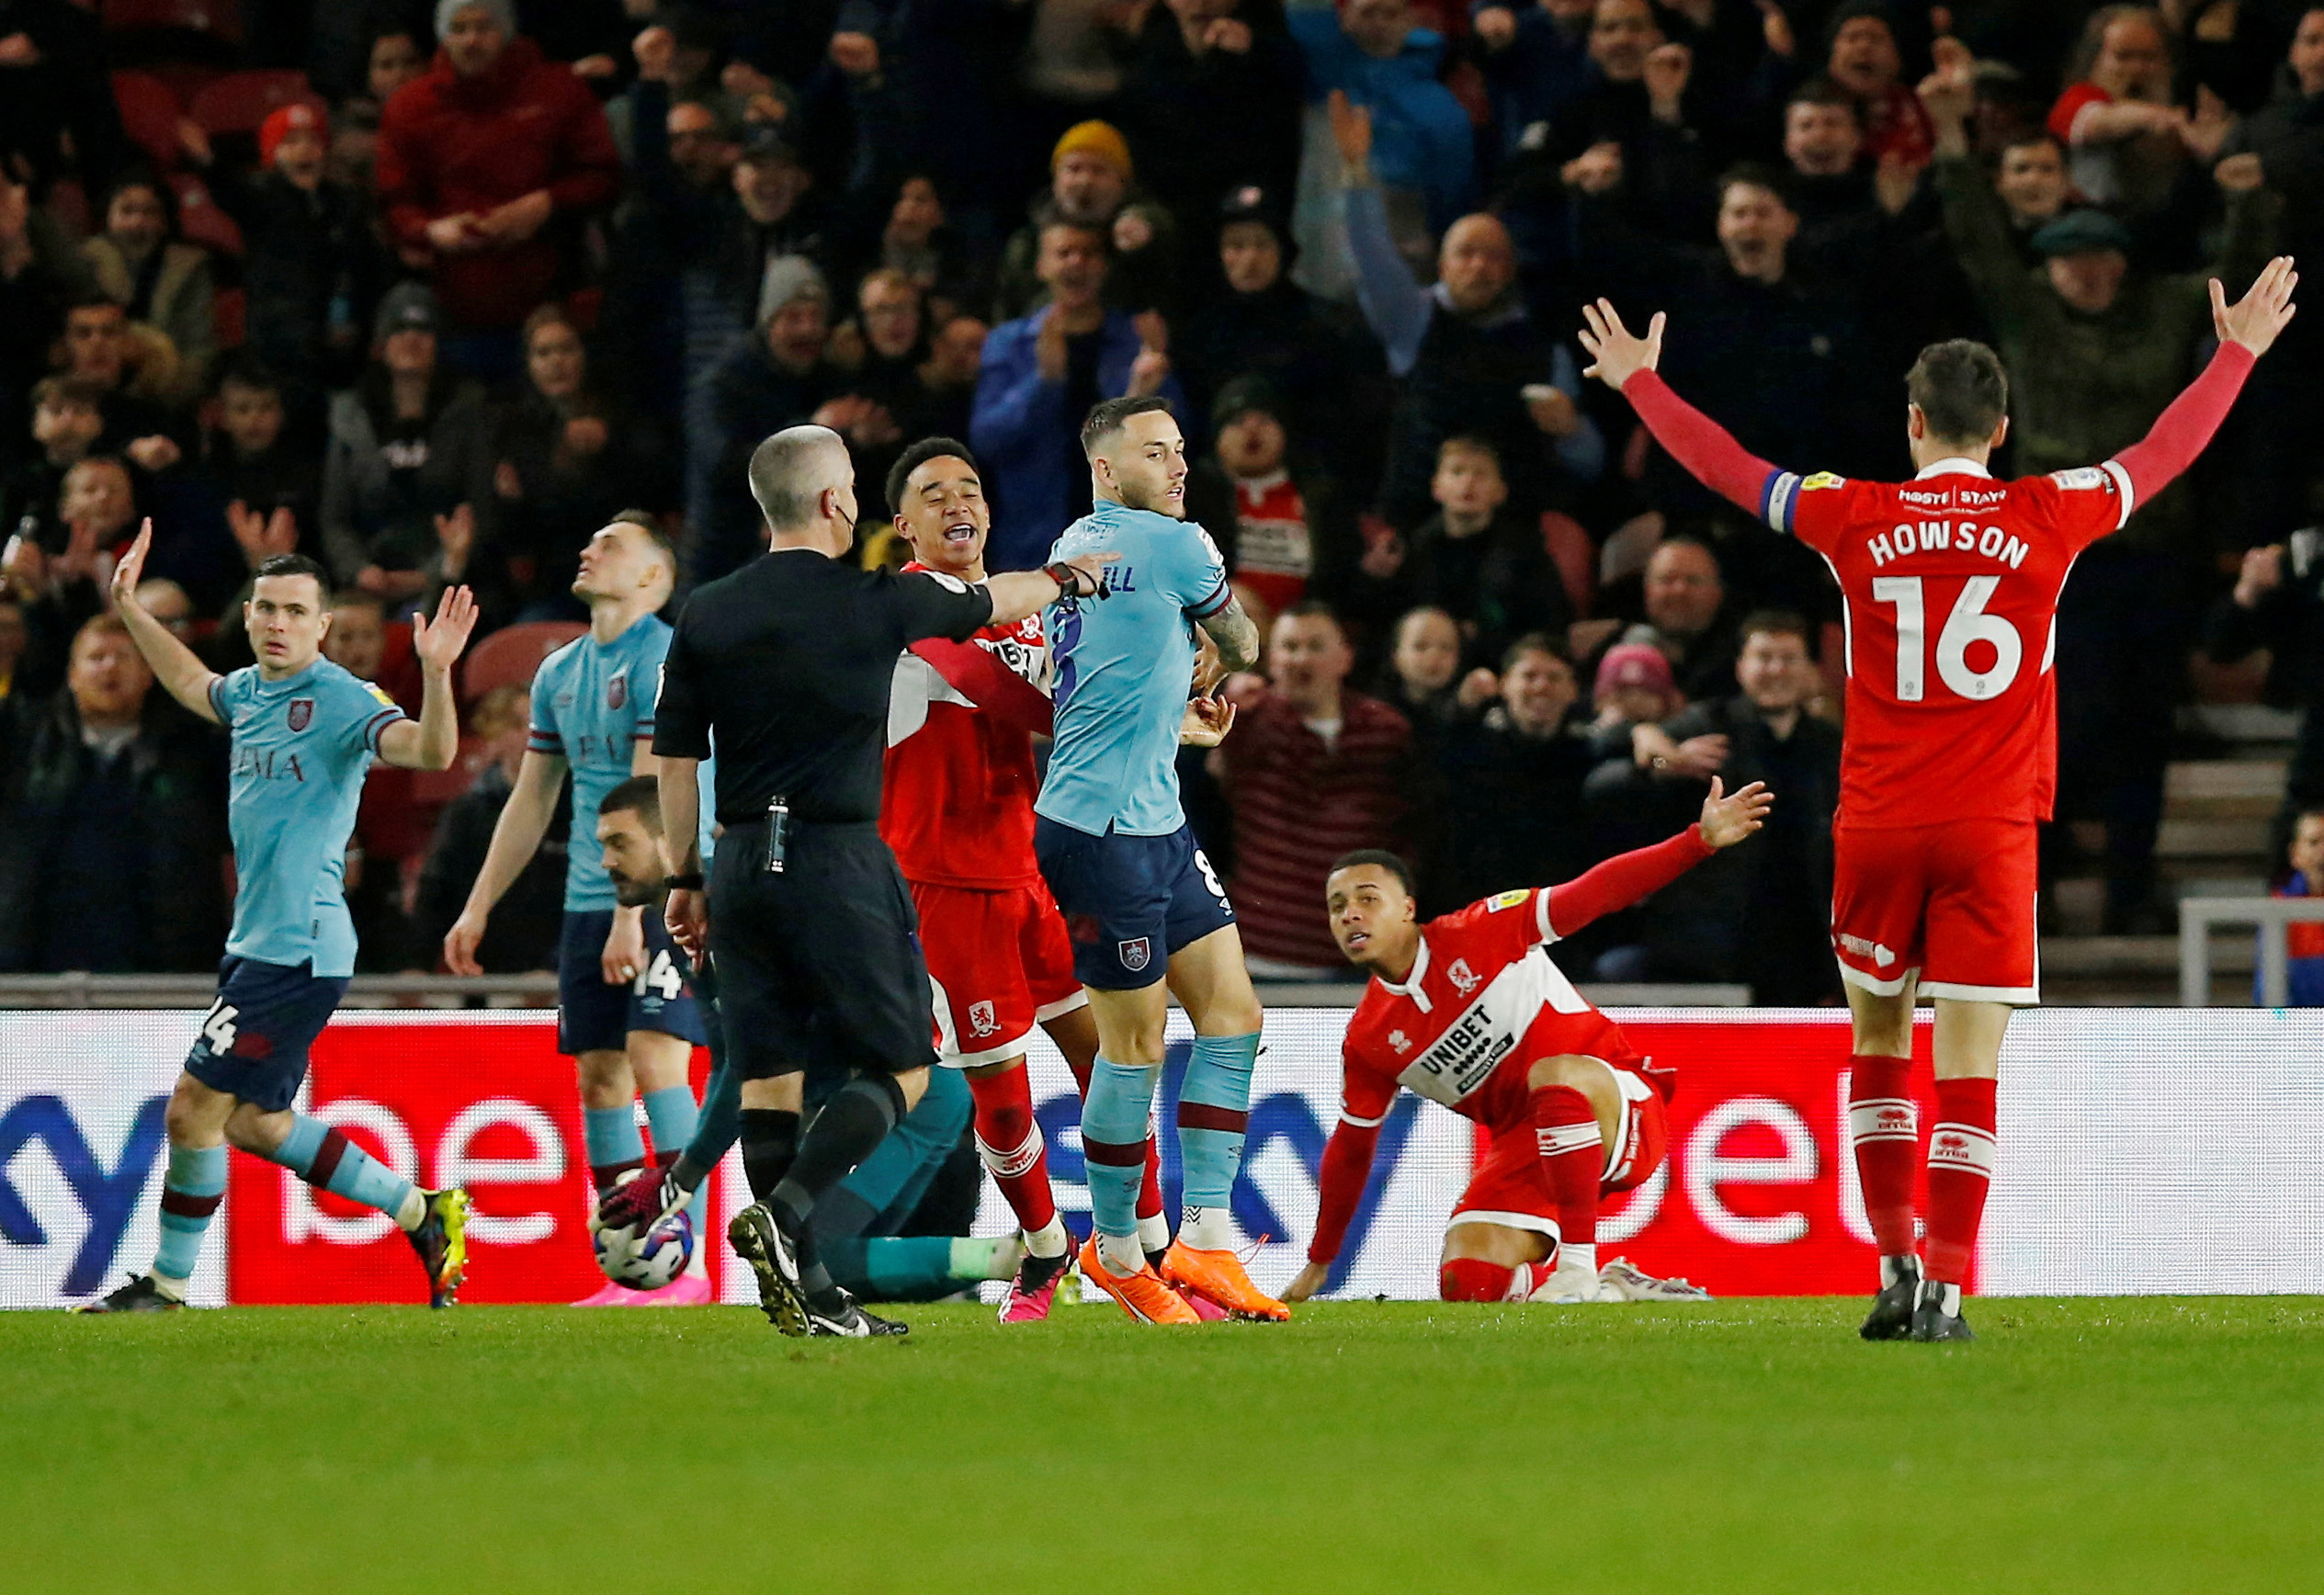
288, 698, 313, 731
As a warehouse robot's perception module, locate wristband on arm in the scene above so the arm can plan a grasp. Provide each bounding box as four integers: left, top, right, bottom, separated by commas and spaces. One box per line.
1044, 560, 1099, 600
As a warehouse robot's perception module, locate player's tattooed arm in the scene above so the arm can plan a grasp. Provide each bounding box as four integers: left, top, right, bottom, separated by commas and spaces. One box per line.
1196, 592, 1261, 674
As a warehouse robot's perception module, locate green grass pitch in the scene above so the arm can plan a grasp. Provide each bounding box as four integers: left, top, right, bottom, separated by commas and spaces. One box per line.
8, 1296, 2321, 1593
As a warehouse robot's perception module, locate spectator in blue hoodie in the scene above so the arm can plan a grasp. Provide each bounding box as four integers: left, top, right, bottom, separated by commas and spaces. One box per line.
2259, 808, 2324, 1007
1472, 0, 1599, 157
1331, 94, 1603, 528
1289, 0, 1476, 234
969, 217, 1185, 570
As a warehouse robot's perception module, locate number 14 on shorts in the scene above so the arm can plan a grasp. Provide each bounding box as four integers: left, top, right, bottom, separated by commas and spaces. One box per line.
198, 999, 241, 1055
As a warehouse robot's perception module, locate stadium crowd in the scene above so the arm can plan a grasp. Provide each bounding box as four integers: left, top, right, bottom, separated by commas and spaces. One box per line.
3, 0, 2322, 994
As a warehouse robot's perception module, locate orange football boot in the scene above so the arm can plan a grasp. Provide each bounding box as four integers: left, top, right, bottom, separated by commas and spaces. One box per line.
1162, 1240, 1290, 1321
1077, 1237, 1201, 1324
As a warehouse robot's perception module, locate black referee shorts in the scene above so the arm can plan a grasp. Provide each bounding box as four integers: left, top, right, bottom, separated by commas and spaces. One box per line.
707, 820, 935, 1080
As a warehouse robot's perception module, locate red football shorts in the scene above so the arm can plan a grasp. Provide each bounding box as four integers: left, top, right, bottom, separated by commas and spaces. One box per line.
1447, 1063, 1667, 1240
911, 880, 1088, 1066
1830, 818, 2039, 1005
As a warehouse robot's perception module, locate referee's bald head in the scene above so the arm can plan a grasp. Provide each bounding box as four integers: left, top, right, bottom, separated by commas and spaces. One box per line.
749, 424, 857, 544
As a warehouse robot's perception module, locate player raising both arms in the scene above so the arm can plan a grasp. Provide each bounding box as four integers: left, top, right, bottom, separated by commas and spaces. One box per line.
444, 515, 713, 1307
1579, 254, 2298, 1340
82, 531, 478, 1311
1285, 782, 1769, 1307
879, 436, 1221, 1320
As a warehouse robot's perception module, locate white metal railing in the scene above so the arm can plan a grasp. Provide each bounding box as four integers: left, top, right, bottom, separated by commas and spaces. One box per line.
0, 973, 559, 1010
0, 973, 1749, 1012
2178, 897, 2324, 1007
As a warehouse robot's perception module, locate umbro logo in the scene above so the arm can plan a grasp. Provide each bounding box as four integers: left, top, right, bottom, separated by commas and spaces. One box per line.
1838, 933, 1898, 967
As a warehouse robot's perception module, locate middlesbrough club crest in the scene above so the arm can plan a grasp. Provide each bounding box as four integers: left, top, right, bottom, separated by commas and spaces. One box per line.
967, 1000, 998, 1038
607, 673, 627, 710
1118, 936, 1152, 973
287, 698, 313, 731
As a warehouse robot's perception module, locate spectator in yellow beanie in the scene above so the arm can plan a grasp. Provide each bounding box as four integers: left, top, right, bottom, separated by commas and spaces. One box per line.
1052, 119, 1134, 183
994, 119, 1179, 321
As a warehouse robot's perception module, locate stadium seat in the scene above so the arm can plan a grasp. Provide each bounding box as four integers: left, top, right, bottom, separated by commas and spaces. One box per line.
108, 70, 187, 170
463, 621, 585, 703
143, 62, 224, 109
406, 736, 493, 810
212, 286, 244, 348
189, 70, 323, 137
167, 173, 243, 256
1540, 511, 1594, 617
42, 179, 91, 238
100, 0, 243, 46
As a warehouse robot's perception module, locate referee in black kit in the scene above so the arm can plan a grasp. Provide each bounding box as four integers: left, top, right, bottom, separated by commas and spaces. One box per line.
652, 424, 1109, 1339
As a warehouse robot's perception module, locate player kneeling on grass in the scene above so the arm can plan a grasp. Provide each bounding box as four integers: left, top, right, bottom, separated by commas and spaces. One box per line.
1285, 780, 1772, 1307
82, 533, 479, 1311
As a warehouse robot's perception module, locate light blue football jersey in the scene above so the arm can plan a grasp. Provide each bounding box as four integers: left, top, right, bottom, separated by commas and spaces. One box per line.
1036, 499, 1231, 837
209, 658, 407, 978
528, 614, 673, 912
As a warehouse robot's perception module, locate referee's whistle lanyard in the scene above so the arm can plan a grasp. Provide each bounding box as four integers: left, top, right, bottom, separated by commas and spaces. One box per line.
758, 497, 848, 877
765, 796, 790, 874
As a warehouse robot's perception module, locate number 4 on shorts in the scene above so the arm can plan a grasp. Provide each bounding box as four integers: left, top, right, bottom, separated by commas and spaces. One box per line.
199, 999, 241, 1054
634, 951, 685, 1001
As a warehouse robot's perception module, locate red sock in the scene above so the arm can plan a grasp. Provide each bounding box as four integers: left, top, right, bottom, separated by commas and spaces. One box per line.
1922, 1077, 1998, 1286
1529, 1085, 1603, 1269
1439, 1258, 1515, 1301
1070, 1057, 1164, 1225
968, 1067, 1059, 1238
591, 1159, 642, 1194
1847, 1054, 1919, 1258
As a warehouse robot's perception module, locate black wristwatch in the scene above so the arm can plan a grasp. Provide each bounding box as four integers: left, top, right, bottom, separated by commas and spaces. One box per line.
663, 873, 706, 891
1045, 560, 1097, 600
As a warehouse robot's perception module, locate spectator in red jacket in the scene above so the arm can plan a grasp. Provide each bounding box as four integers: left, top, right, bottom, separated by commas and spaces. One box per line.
1217, 601, 1411, 978
375, 0, 621, 376
1821, 4, 1933, 167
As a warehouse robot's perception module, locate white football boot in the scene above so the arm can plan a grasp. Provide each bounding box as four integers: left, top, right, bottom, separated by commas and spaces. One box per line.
1596, 1256, 1713, 1302
1526, 1262, 1616, 1304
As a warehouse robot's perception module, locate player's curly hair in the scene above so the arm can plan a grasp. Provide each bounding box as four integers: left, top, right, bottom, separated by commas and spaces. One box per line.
885, 436, 980, 514
1907, 340, 2009, 447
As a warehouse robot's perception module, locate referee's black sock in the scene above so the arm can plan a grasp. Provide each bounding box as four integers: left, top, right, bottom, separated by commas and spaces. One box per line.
739, 1109, 801, 1203
770, 1074, 907, 1308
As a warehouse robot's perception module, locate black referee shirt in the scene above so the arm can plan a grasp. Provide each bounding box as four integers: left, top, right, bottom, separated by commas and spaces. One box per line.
652, 548, 994, 823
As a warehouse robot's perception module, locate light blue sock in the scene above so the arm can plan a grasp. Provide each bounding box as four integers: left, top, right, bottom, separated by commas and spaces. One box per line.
822, 1236, 961, 1302
267, 1115, 417, 1218
1081, 1058, 1160, 1250
584, 1105, 645, 1185
153, 1143, 226, 1284
1178, 1033, 1260, 1245
641, 1085, 706, 1228
687, 1055, 743, 1173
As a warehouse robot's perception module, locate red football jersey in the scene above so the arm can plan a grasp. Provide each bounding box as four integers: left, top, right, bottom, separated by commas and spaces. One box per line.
879, 563, 1051, 889
1766, 458, 2128, 827
1339, 888, 1664, 1134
